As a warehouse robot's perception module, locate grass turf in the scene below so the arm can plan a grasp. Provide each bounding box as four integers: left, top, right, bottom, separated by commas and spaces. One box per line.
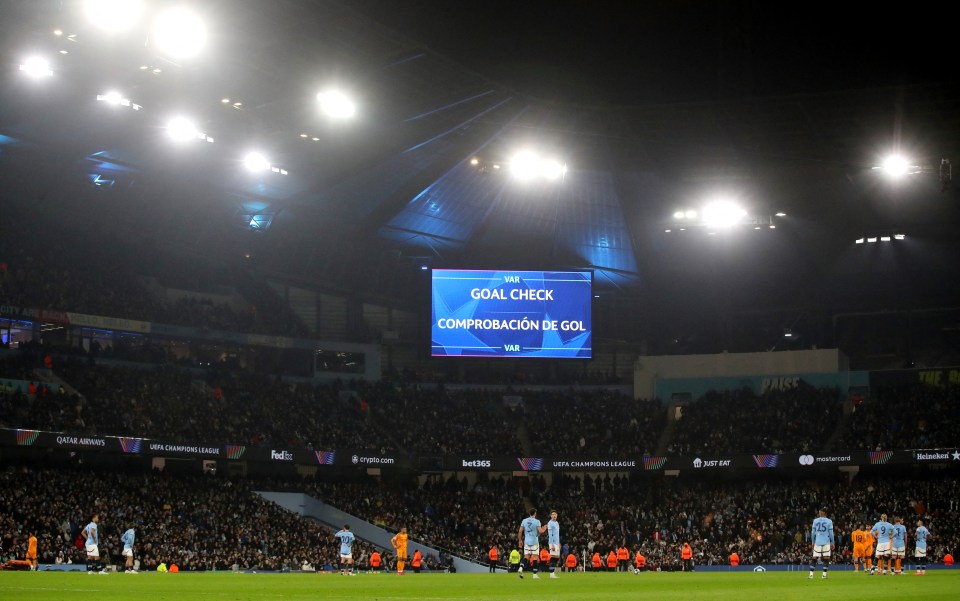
0, 570, 955, 601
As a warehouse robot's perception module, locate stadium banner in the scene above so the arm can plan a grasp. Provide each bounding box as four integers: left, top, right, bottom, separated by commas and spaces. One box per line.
2, 429, 958, 470
431, 269, 593, 358
0, 305, 72, 325
870, 366, 960, 388
655, 371, 869, 401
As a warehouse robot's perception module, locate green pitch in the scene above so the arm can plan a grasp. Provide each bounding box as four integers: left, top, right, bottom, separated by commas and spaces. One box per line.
0, 570, 955, 601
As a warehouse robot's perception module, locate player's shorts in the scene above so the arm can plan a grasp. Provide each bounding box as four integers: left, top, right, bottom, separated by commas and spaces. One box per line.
813, 544, 831, 558
396, 547, 408, 560
865, 546, 874, 558
85, 544, 100, 557
26, 552, 37, 560
549, 544, 560, 558
875, 542, 891, 556
915, 547, 927, 558
853, 545, 867, 559
339, 553, 353, 561
892, 545, 906, 558
122, 547, 133, 557
523, 544, 540, 556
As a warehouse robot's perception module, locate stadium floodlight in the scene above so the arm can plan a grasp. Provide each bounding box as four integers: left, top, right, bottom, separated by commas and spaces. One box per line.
84, 0, 143, 32
317, 90, 356, 119
166, 117, 198, 141
877, 154, 921, 178
855, 238, 865, 244
243, 152, 270, 172
508, 151, 566, 181
867, 237, 877, 243
684, 209, 697, 219
775, 211, 786, 217
152, 7, 206, 58
96, 90, 142, 110
880, 235, 891, 241
470, 157, 479, 166
894, 234, 905, 240
510, 150, 541, 180
166, 117, 196, 141
19, 57, 53, 78
673, 211, 685, 219
98, 90, 122, 105
702, 200, 747, 227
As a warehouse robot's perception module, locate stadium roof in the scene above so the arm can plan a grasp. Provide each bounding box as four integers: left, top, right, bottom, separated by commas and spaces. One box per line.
1, 0, 959, 351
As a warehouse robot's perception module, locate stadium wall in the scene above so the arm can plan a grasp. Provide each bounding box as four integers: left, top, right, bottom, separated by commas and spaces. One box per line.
634, 349, 848, 399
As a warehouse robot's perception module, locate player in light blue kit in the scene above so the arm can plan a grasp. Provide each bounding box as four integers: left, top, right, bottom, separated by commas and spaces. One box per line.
546, 510, 560, 579
870, 513, 894, 575
809, 508, 835, 579
83, 514, 106, 575
914, 520, 930, 575
890, 516, 907, 575
517, 508, 546, 579
120, 526, 137, 573
334, 525, 356, 576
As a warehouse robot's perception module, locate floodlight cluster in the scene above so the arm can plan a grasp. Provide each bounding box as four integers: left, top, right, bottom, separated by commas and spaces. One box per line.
510, 151, 566, 181
96, 91, 141, 110
17, 3, 364, 181
874, 154, 921, 178
665, 202, 787, 235
855, 234, 906, 244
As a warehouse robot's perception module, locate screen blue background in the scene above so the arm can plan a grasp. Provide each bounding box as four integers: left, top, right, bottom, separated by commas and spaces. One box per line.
431, 269, 592, 358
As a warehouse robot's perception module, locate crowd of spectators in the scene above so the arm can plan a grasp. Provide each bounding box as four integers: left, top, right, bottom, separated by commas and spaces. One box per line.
838, 383, 960, 450
4, 464, 956, 573
668, 384, 843, 455
363, 386, 522, 456
0, 213, 309, 339
6, 351, 960, 460
521, 390, 664, 457
301, 473, 527, 565
302, 470, 960, 570
0, 465, 393, 571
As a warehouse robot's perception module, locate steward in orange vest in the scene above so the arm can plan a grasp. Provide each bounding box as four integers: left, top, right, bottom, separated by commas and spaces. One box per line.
488, 546, 498, 573
681, 542, 693, 571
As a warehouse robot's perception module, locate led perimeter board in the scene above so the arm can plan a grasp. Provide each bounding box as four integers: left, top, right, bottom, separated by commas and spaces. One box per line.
431, 269, 592, 358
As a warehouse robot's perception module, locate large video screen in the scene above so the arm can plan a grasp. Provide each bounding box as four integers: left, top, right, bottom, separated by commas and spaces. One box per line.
431, 269, 592, 358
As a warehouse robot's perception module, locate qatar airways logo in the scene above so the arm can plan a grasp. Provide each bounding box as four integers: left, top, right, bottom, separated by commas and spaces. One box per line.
271, 449, 294, 461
